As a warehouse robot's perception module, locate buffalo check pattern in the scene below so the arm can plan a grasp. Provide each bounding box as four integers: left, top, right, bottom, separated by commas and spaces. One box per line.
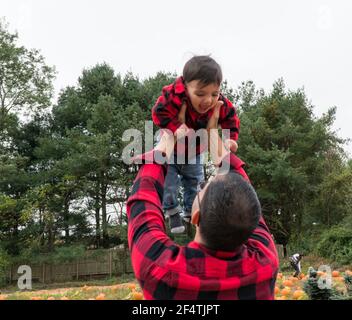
127, 150, 279, 300
151, 77, 240, 157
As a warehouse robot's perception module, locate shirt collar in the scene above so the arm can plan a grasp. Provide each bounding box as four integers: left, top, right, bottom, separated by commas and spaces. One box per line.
188, 241, 243, 259
174, 76, 186, 94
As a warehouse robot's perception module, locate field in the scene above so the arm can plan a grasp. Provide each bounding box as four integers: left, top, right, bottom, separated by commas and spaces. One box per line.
0, 256, 351, 300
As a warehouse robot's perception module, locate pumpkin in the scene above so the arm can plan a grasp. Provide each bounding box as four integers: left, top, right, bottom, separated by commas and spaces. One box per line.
128, 283, 136, 290
332, 270, 340, 277
281, 287, 291, 296
95, 293, 106, 300
293, 290, 304, 300
283, 279, 294, 287
132, 292, 144, 300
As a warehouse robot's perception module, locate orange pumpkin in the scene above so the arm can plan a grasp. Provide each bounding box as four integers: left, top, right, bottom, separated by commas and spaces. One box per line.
60, 296, 69, 300
281, 287, 291, 296
274, 286, 280, 294
47, 297, 55, 300
276, 296, 287, 300
95, 293, 106, 300
293, 290, 304, 300
30, 296, 42, 300
132, 292, 144, 300
128, 283, 136, 290
332, 270, 340, 277
283, 280, 294, 287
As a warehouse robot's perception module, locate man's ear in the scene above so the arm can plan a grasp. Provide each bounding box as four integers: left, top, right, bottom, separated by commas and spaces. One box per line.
191, 210, 200, 226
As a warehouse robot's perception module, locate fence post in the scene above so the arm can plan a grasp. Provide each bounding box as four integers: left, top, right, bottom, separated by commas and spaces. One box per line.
76, 261, 79, 280
123, 248, 127, 274
9, 266, 12, 284
109, 250, 112, 278
42, 264, 45, 283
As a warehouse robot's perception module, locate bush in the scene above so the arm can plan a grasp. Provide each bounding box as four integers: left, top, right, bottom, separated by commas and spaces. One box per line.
10, 244, 89, 265
316, 227, 352, 265
0, 248, 10, 287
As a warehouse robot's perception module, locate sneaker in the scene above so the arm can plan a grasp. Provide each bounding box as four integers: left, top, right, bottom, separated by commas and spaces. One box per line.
182, 211, 191, 223
169, 212, 185, 234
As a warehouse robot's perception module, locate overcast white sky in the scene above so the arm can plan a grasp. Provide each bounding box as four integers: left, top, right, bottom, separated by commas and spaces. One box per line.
2, 0, 352, 155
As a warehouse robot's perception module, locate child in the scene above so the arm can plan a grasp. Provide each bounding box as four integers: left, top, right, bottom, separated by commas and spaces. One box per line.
152, 55, 240, 233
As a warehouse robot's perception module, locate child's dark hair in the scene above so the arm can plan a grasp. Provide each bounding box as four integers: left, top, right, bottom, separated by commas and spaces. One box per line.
183, 55, 222, 86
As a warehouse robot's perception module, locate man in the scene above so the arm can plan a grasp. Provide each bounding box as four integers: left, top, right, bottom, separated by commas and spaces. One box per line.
289, 253, 303, 278
126, 104, 279, 300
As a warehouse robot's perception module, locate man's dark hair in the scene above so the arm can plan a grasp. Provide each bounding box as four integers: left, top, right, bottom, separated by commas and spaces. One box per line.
199, 172, 261, 251
183, 55, 222, 86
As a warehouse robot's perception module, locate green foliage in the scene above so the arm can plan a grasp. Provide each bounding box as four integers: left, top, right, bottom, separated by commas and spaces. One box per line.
10, 244, 88, 265
0, 247, 10, 286
316, 225, 352, 265
344, 274, 352, 296
235, 79, 347, 245
0, 19, 55, 118
303, 267, 333, 300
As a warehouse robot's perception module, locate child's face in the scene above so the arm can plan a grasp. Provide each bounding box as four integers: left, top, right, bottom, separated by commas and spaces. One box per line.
185, 80, 221, 114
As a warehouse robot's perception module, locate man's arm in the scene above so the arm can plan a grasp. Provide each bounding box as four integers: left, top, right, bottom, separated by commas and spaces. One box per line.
127, 136, 176, 283
207, 112, 278, 260
218, 96, 240, 140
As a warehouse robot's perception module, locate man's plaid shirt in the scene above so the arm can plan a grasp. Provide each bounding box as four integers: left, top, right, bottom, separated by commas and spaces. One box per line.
127, 151, 279, 300
151, 77, 240, 157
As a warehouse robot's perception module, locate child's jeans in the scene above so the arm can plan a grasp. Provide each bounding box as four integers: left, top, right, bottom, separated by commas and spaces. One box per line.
163, 154, 204, 218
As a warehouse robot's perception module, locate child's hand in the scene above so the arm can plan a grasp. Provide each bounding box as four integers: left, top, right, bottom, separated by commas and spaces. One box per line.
175, 101, 189, 140
178, 101, 187, 124
224, 139, 238, 153
207, 101, 223, 130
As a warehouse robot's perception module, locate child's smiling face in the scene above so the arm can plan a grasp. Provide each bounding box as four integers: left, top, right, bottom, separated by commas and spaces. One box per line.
185, 80, 221, 114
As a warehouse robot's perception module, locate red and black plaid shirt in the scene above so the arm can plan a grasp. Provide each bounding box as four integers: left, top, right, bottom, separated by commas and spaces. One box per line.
127, 151, 279, 300
152, 77, 240, 157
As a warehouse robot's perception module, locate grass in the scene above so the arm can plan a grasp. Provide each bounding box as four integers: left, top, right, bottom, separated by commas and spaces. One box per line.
0, 274, 139, 300
1, 255, 352, 300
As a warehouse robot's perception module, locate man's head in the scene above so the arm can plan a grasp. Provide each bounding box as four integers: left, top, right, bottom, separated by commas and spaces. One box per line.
191, 172, 261, 251
183, 55, 222, 114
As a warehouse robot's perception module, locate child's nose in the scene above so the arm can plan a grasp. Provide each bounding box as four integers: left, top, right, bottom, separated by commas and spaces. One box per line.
204, 96, 212, 105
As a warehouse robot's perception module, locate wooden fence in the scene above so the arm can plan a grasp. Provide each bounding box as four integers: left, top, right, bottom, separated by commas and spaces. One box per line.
7, 248, 134, 284
6, 245, 286, 285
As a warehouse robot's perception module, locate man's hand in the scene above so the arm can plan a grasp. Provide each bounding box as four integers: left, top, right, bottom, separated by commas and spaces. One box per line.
206, 101, 229, 166
225, 139, 238, 153
178, 101, 187, 124
155, 129, 175, 161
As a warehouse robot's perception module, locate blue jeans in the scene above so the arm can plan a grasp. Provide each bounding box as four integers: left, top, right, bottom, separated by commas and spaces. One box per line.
163, 154, 204, 215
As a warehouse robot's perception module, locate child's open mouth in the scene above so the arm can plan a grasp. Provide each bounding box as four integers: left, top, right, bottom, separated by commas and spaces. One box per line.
199, 105, 211, 113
